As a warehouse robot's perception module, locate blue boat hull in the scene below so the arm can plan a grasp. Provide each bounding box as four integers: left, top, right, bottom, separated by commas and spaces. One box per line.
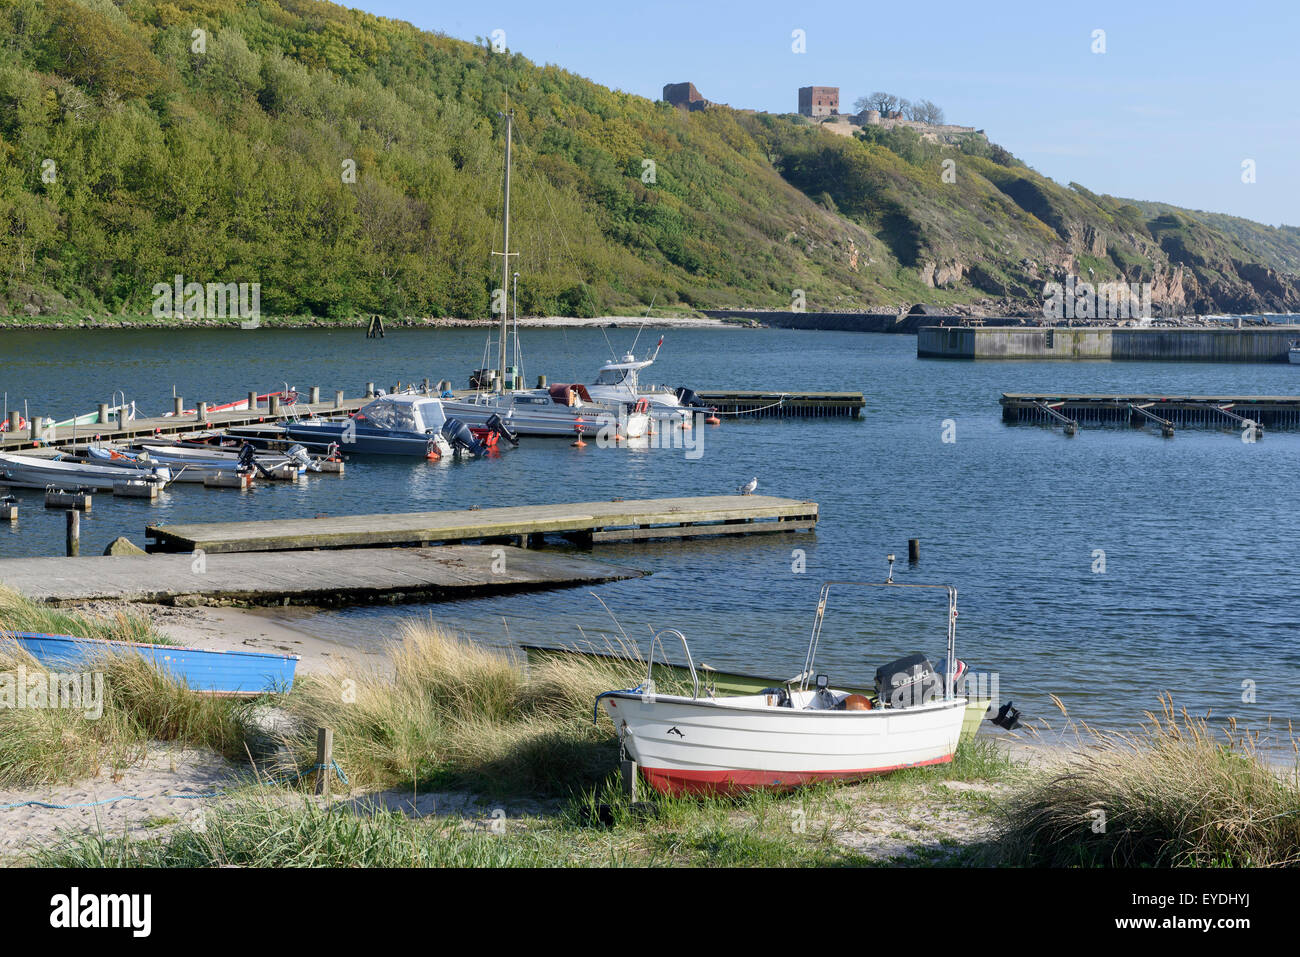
284, 421, 433, 456
6, 632, 298, 695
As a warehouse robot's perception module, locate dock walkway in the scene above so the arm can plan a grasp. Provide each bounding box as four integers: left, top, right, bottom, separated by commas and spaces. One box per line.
1000, 393, 1300, 430
0, 546, 644, 607
145, 495, 818, 554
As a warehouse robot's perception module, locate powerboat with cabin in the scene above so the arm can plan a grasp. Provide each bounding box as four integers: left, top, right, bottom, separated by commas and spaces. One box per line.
441, 383, 650, 439
284, 394, 512, 458
586, 344, 712, 425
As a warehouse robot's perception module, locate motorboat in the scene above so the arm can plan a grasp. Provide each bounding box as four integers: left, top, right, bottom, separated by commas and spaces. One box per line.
596, 565, 978, 795
0, 450, 171, 491
441, 384, 650, 439
284, 394, 511, 458
586, 345, 712, 425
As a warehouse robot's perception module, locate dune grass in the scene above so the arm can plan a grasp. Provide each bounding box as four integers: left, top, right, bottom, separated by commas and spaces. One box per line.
997, 695, 1300, 867
0, 586, 170, 645
276, 620, 671, 797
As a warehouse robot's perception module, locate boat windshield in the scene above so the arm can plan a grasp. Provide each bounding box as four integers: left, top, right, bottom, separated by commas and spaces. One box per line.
354, 398, 444, 432
594, 367, 629, 385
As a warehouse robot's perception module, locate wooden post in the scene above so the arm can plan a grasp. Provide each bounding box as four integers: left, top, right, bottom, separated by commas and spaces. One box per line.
7, 410, 20, 432
309, 386, 320, 405
172, 396, 184, 417
268, 395, 281, 415
334, 390, 344, 409
29, 416, 42, 441
620, 759, 638, 800
196, 401, 208, 423
536, 375, 547, 389
248, 391, 258, 412
65, 509, 79, 557
97, 402, 109, 424
315, 727, 334, 798
365, 382, 375, 398
908, 538, 920, 563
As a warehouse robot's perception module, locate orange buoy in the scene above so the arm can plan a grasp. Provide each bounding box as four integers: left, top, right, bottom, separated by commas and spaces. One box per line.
706, 415, 720, 426
844, 694, 873, 711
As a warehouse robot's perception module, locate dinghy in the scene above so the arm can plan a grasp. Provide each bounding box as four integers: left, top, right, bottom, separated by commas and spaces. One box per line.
5, 632, 297, 695
0, 451, 170, 491
596, 567, 975, 795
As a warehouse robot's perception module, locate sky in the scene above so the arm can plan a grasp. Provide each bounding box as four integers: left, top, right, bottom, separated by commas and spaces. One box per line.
353, 0, 1299, 227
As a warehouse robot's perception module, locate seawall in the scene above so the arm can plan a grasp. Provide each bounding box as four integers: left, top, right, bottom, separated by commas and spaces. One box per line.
917, 325, 1300, 362
700, 310, 960, 332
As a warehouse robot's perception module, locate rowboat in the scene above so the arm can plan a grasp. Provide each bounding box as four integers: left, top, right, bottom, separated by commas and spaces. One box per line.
0, 451, 171, 491
596, 570, 983, 795
526, 643, 992, 742
4, 632, 298, 695
50, 402, 137, 429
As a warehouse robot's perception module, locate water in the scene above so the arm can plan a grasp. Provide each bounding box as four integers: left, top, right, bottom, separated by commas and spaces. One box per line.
2, 327, 1299, 738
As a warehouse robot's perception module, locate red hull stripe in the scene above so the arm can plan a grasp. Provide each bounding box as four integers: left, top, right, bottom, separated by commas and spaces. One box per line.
639, 754, 954, 795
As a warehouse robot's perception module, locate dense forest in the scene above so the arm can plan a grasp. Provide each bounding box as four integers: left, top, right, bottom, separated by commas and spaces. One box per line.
1, 0, 1298, 321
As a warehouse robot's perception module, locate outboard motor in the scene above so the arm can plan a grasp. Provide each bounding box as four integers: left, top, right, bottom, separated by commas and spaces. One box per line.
441, 417, 487, 456
286, 444, 316, 471
675, 387, 708, 409
236, 442, 258, 472
874, 652, 939, 709
990, 701, 1023, 731
485, 412, 519, 447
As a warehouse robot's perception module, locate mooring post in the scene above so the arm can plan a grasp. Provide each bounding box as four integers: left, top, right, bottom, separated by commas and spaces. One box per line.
268, 395, 281, 416
334, 390, 344, 409
172, 396, 184, 417
315, 727, 334, 798
620, 758, 638, 800
365, 382, 375, 398
309, 386, 320, 405
7, 410, 20, 433
65, 509, 79, 557
97, 402, 109, 424
248, 391, 258, 413
29, 417, 42, 442
908, 538, 920, 564
536, 375, 547, 389
196, 401, 208, 423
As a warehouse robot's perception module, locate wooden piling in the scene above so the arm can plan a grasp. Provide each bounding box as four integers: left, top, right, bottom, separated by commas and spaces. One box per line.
334, 390, 345, 409
172, 396, 184, 417
365, 382, 375, 398
1, 501, 16, 523
65, 509, 79, 557
309, 386, 320, 405
620, 759, 638, 800
908, 538, 920, 563
315, 727, 334, 797
248, 391, 258, 412
196, 401, 208, 423
97, 402, 109, 424
268, 395, 281, 416
7, 411, 21, 432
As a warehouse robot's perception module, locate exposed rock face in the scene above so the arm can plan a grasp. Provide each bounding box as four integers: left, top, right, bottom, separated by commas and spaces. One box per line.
920, 260, 966, 288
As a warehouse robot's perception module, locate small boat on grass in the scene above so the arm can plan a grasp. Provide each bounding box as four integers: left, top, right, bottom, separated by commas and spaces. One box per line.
595, 567, 990, 795
5, 632, 298, 695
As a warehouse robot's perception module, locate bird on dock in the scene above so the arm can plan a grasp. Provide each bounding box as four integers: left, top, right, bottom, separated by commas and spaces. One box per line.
738, 477, 757, 496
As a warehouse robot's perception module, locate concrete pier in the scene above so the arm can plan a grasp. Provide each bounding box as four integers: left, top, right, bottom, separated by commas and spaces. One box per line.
145, 495, 819, 554
1000, 393, 1300, 430
920, 325, 1300, 362
0, 546, 645, 607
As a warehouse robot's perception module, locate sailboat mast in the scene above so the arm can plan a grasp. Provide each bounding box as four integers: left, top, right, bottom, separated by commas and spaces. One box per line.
498, 112, 513, 390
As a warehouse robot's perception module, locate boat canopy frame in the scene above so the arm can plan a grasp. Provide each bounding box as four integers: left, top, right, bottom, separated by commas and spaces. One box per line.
800, 579, 958, 701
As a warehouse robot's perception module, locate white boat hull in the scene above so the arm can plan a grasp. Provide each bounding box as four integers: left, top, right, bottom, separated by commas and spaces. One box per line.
0, 452, 170, 491
442, 397, 650, 439
601, 690, 967, 794
1289, 348, 1300, 364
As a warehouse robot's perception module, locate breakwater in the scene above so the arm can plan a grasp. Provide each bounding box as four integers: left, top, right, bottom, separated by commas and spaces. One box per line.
701, 310, 959, 333
918, 325, 1300, 362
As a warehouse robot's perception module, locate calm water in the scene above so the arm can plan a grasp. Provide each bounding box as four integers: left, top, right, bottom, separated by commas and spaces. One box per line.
2, 327, 1299, 736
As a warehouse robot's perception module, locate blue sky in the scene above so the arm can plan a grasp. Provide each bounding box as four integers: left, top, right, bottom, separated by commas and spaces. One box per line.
354, 0, 1298, 227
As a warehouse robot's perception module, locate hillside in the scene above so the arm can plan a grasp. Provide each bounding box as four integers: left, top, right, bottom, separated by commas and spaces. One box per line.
0, 0, 1297, 321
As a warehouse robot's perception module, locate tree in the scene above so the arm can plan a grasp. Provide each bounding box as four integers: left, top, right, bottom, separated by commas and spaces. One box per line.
912, 99, 945, 125
862, 91, 898, 115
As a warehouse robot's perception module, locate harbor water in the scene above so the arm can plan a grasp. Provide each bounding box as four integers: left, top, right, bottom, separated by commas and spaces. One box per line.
2, 326, 1299, 737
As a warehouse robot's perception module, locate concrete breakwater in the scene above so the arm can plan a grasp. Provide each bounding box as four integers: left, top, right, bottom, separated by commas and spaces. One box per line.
700, 310, 960, 333
918, 325, 1300, 362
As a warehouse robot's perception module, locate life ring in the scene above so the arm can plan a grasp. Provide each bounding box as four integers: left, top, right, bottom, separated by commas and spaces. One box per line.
0, 415, 27, 433
634, 398, 650, 414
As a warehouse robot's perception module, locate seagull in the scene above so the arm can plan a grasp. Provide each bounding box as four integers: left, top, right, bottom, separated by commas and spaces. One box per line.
738, 477, 757, 496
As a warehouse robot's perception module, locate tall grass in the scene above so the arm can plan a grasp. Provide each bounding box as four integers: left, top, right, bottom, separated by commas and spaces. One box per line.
279, 620, 653, 796
0, 586, 168, 645
997, 695, 1300, 867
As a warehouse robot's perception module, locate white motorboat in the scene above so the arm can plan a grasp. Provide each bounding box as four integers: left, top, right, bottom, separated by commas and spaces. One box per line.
0, 451, 171, 491
442, 385, 650, 439
597, 566, 972, 795
586, 345, 711, 425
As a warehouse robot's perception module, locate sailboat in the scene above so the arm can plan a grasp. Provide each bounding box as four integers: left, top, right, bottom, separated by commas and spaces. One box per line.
439, 113, 649, 441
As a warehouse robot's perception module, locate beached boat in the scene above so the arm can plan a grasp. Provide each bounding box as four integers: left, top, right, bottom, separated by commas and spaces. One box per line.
5, 632, 298, 695
0, 451, 170, 491
527, 643, 992, 742
595, 573, 978, 794
285, 394, 509, 457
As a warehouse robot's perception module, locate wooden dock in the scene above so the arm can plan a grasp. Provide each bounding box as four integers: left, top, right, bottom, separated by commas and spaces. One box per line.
145, 495, 819, 554
1000, 393, 1300, 432
695, 391, 863, 419
0, 546, 645, 607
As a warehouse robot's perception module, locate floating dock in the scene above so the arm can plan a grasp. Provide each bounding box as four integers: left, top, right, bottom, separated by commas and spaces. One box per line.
0, 545, 644, 607
921, 325, 1300, 362
1000, 393, 1300, 431
694, 391, 863, 419
145, 495, 818, 554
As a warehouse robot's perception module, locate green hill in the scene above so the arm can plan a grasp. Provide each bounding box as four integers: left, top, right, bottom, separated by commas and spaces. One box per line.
0, 0, 1296, 321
